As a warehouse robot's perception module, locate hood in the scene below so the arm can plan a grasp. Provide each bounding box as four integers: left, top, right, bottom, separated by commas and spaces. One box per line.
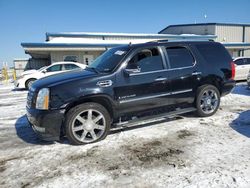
31, 69, 97, 90
22, 69, 38, 76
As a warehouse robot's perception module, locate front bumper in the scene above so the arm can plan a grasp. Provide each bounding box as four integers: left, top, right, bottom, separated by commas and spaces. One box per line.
26, 106, 65, 141
14, 79, 25, 88
14, 80, 19, 88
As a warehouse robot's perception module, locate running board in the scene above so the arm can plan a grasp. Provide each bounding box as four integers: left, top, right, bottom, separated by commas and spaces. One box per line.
112, 107, 196, 130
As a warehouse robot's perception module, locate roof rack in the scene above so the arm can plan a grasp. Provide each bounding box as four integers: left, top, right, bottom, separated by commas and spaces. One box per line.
148, 38, 214, 43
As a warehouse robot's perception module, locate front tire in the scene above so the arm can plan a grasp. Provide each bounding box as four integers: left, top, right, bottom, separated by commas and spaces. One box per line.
25, 78, 36, 89
196, 85, 220, 117
65, 103, 111, 145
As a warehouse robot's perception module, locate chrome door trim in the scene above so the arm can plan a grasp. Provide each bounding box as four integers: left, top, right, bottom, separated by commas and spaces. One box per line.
119, 89, 192, 104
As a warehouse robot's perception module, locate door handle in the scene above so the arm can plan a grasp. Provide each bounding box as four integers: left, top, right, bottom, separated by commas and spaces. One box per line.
192, 71, 202, 76
155, 77, 167, 81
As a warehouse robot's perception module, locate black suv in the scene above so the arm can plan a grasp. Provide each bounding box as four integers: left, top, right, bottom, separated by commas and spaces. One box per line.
26, 40, 235, 145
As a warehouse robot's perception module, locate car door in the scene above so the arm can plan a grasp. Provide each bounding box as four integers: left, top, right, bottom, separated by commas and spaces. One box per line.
114, 47, 171, 114
245, 58, 250, 79
234, 58, 246, 80
43, 64, 63, 77
164, 45, 201, 106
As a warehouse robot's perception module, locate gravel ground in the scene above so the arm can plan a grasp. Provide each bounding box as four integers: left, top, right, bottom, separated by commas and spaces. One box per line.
0, 83, 250, 188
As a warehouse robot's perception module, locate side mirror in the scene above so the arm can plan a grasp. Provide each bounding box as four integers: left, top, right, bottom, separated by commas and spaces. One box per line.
124, 66, 141, 75
42, 70, 47, 74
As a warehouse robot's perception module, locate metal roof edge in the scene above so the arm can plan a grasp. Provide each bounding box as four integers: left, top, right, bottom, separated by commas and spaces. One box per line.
222, 42, 250, 47
45, 32, 213, 40
159, 23, 250, 33
21, 42, 125, 48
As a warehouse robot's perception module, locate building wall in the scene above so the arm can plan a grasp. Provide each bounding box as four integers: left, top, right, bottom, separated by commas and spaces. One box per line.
160, 25, 216, 35
244, 26, 250, 43
50, 51, 104, 64
215, 25, 243, 42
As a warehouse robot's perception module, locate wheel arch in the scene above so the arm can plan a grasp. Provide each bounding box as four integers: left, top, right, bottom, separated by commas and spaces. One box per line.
64, 94, 115, 121
25, 78, 37, 89
197, 76, 223, 95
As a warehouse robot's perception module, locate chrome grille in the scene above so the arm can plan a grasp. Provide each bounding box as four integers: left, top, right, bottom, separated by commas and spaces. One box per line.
27, 90, 34, 108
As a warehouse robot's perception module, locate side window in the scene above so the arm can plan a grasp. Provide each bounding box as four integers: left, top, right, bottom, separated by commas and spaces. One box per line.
234, 59, 244, 65
63, 64, 80, 70
127, 48, 163, 73
247, 58, 250, 65
46, 65, 62, 72
63, 55, 78, 62
166, 47, 194, 69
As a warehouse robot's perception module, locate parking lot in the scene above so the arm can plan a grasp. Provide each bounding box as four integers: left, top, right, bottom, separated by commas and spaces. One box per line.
0, 83, 250, 188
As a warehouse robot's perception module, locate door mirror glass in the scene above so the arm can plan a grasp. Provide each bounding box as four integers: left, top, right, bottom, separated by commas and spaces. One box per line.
124, 66, 141, 75
42, 69, 47, 73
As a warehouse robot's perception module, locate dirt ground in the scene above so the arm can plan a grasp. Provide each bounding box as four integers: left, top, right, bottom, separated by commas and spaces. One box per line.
0, 83, 250, 188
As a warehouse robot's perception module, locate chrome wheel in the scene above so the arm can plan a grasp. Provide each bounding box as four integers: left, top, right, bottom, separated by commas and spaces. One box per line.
199, 89, 219, 114
28, 81, 34, 89
27, 79, 36, 89
71, 109, 106, 143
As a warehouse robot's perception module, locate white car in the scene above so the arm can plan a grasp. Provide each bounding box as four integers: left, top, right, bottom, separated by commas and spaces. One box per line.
15, 62, 86, 89
247, 70, 250, 87
233, 57, 250, 81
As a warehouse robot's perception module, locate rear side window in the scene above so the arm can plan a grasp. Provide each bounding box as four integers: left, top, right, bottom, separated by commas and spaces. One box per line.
196, 43, 232, 66
246, 58, 250, 65
234, 59, 244, 65
64, 64, 80, 70
165, 47, 194, 69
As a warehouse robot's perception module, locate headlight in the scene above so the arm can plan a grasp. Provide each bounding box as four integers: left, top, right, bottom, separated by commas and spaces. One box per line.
36, 88, 49, 110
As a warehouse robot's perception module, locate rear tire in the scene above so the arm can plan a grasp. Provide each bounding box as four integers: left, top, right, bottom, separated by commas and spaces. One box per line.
25, 78, 36, 89
196, 85, 220, 117
65, 102, 111, 145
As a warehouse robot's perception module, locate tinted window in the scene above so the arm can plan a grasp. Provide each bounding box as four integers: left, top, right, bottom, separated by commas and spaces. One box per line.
64, 56, 78, 62
127, 48, 163, 72
196, 43, 232, 66
46, 65, 62, 72
234, 59, 244, 65
89, 47, 129, 73
166, 47, 194, 69
64, 64, 80, 70
246, 58, 250, 65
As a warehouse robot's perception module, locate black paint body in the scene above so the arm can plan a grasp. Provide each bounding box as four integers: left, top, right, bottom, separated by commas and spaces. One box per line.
26, 41, 235, 140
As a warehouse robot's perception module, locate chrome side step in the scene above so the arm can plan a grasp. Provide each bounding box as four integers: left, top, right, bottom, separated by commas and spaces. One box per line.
112, 107, 196, 130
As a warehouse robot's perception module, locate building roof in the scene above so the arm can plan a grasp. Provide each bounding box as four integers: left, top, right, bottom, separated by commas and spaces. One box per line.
159, 22, 250, 34
45, 32, 179, 41
222, 42, 250, 49
22, 33, 216, 51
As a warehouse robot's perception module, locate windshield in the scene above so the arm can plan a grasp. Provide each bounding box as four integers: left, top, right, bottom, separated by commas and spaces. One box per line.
38, 66, 47, 71
89, 46, 129, 73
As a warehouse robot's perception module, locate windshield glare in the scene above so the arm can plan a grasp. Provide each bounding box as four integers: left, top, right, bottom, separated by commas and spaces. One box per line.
89, 47, 129, 73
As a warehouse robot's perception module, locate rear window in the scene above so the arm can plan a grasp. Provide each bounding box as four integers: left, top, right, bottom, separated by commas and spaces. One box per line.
195, 43, 232, 65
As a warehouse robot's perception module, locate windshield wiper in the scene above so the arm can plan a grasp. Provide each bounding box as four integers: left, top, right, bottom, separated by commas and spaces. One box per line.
86, 66, 99, 73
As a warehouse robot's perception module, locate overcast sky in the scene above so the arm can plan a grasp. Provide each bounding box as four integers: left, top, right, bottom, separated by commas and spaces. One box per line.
0, 0, 250, 68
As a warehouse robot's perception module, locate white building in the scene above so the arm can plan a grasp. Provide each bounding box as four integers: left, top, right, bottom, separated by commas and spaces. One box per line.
21, 32, 215, 70
159, 23, 250, 57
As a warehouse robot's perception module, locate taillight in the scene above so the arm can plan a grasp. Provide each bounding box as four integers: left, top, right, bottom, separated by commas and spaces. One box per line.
231, 61, 235, 80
